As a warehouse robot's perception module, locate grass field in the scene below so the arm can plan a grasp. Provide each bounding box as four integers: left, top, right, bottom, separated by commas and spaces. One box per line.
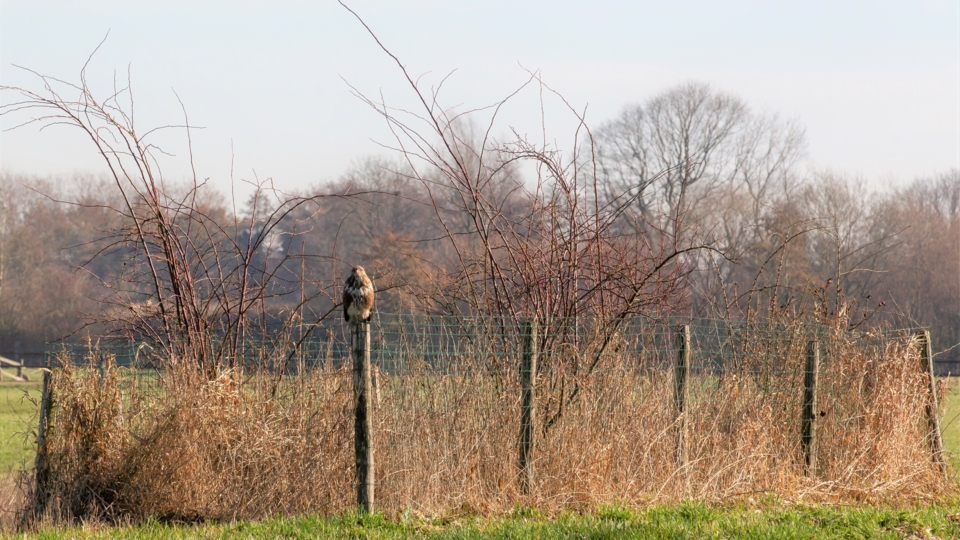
14, 502, 960, 539
0, 369, 42, 474
3, 373, 960, 538
942, 379, 960, 477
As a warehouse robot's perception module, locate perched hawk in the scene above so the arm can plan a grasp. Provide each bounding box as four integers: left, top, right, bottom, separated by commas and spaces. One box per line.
343, 265, 375, 325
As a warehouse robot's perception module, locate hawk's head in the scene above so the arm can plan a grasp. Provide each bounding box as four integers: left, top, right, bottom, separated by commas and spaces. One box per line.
352, 265, 367, 279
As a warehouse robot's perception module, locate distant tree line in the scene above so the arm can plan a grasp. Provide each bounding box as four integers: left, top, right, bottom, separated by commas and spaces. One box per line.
0, 82, 956, 364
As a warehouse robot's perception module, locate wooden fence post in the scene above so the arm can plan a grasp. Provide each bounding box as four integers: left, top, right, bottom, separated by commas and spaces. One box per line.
801, 340, 820, 476
98, 353, 106, 383
352, 322, 374, 512
14, 341, 22, 379
324, 329, 334, 372
35, 356, 53, 514
519, 318, 538, 494
917, 330, 947, 476
674, 325, 691, 468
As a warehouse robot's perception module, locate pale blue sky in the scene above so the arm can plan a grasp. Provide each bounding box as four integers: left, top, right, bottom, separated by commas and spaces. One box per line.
1, 1, 958, 197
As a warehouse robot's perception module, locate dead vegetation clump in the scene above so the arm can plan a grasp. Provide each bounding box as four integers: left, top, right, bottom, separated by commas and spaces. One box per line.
20, 312, 952, 525
370, 315, 952, 515
29, 348, 354, 523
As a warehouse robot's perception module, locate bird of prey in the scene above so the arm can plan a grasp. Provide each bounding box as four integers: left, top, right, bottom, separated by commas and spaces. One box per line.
343, 265, 375, 325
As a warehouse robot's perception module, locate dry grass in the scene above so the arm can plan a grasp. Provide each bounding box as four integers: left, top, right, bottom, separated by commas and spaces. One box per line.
21, 318, 954, 526
31, 356, 354, 523
374, 325, 948, 515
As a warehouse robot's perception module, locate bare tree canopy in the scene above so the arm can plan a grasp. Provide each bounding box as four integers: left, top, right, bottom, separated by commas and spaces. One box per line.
595, 82, 805, 237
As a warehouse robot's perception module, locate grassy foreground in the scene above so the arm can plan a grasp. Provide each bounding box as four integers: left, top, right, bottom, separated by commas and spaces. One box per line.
16, 502, 960, 539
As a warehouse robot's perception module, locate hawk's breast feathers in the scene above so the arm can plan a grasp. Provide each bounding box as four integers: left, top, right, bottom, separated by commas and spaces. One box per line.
343, 266, 374, 325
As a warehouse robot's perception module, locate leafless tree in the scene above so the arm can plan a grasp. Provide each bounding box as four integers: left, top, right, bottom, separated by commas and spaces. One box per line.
595, 82, 803, 236
0, 52, 373, 377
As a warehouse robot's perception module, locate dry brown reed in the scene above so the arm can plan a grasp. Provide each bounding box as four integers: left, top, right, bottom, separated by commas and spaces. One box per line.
30, 349, 354, 522
23, 313, 952, 525
372, 317, 950, 515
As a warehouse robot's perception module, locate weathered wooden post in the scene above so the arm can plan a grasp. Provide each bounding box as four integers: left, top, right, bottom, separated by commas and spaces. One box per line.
801, 340, 820, 476
324, 329, 335, 372
352, 322, 374, 512
35, 354, 53, 513
14, 341, 22, 379
674, 325, 691, 468
917, 330, 947, 476
98, 353, 106, 383
519, 318, 539, 494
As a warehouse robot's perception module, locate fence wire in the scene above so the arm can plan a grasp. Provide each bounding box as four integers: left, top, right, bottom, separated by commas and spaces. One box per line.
43, 315, 945, 516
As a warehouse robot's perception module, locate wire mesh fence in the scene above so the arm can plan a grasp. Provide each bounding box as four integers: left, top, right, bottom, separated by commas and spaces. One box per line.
38, 314, 948, 519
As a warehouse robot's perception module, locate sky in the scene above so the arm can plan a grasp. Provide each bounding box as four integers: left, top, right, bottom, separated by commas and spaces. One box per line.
1, 0, 958, 199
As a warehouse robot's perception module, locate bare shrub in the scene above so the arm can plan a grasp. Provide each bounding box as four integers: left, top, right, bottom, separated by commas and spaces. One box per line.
33, 346, 353, 522
0, 56, 363, 376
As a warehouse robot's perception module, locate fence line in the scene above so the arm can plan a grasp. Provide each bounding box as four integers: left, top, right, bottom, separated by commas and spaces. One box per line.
38, 315, 949, 517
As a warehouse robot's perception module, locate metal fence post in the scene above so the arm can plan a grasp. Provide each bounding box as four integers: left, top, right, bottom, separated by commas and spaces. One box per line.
352, 321, 374, 512
674, 325, 691, 468
519, 317, 538, 494
801, 340, 820, 476
917, 330, 947, 476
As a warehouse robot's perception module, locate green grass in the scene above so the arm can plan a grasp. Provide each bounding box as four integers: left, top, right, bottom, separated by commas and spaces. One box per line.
15, 502, 960, 539
942, 377, 960, 480
0, 369, 42, 473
